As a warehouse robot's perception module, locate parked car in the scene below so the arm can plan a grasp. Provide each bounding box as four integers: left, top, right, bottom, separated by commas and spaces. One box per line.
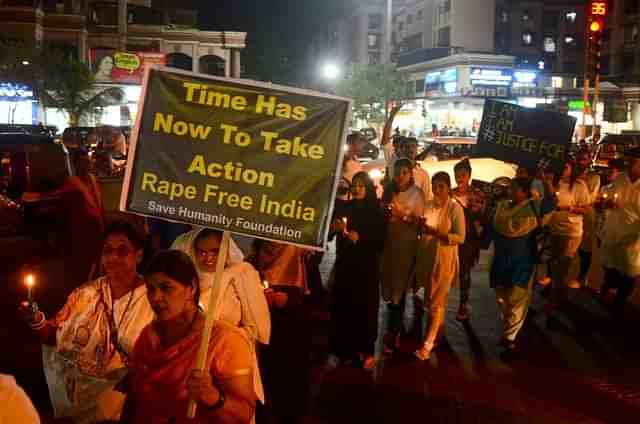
416, 136, 477, 161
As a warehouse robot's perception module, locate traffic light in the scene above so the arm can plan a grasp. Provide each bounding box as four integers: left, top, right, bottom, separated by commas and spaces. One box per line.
587, 1, 608, 78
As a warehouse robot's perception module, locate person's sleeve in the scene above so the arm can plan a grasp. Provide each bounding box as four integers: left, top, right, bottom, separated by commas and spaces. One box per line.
447, 204, 466, 245
234, 268, 271, 345
51, 286, 84, 328
0, 375, 41, 424
213, 330, 254, 381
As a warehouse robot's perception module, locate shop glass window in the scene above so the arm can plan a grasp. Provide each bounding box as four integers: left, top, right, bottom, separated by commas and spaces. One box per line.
522, 32, 534, 46
543, 36, 556, 53
552, 76, 563, 88
565, 11, 577, 24
369, 13, 382, 30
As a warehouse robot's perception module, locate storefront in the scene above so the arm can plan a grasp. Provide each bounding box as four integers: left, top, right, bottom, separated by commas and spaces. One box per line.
0, 82, 37, 125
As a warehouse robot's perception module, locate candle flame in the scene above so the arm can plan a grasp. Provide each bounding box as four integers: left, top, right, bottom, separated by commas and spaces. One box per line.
262, 280, 269, 289
24, 274, 35, 288
603, 193, 608, 199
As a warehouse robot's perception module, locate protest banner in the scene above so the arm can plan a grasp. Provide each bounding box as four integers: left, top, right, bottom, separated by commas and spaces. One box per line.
120, 66, 351, 250
475, 99, 576, 173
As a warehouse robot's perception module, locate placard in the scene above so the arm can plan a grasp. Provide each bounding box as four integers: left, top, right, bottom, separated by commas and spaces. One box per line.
120, 67, 351, 249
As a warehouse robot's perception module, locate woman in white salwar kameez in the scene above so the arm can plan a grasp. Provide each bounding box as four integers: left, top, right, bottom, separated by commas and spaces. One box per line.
23, 221, 154, 423
171, 228, 270, 406
414, 172, 465, 361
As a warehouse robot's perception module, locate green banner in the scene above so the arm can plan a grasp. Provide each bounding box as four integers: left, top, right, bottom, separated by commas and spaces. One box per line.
121, 67, 351, 249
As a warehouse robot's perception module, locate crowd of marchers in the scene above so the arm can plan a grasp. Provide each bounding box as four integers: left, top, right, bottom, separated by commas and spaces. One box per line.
2, 107, 639, 424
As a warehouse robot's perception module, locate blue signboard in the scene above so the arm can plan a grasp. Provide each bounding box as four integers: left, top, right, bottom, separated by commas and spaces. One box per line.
0, 83, 34, 101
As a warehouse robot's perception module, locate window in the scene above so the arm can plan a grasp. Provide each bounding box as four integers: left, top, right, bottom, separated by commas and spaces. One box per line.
368, 33, 381, 49
407, 14, 413, 24
417, 10, 423, 20
522, 32, 534, 46
564, 35, 577, 46
438, 26, 451, 47
415, 79, 425, 94
624, 25, 639, 43
368, 13, 382, 29
565, 11, 577, 24
405, 33, 423, 51
499, 10, 509, 24
368, 52, 381, 65
552, 76, 563, 88
543, 36, 556, 53
522, 10, 531, 22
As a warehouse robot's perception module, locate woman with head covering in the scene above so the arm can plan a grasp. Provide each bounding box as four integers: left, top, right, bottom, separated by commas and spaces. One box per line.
22, 220, 154, 423
486, 177, 554, 357
414, 172, 465, 360
171, 228, 270, 405
328, 171, 385, 369
122, 250, 257, 423
378, 158, 425, 354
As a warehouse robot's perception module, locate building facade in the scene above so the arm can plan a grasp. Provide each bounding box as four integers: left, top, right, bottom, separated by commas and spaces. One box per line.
0, 0, 246, 128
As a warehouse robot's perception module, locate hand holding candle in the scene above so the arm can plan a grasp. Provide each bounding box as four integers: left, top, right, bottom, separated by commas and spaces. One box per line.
24, 274, 35, 309
342, 217, 348, 234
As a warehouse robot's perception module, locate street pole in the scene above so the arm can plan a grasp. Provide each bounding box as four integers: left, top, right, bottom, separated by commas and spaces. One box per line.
591, 73, 600, 140
385, 0, 392, 64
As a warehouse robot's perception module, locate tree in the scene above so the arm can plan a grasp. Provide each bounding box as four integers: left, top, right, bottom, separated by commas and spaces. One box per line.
0, 39, 123, 126
336, 63, 409, 125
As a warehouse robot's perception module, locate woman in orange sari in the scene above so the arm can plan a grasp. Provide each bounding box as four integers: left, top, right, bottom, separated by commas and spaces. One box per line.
122, 250, 256, 424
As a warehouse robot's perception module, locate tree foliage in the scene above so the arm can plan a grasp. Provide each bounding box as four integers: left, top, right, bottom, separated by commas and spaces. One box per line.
0, 39, 123, 126
336, 63, 409, 124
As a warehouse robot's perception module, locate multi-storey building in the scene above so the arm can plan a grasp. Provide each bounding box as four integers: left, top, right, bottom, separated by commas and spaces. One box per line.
0, 0, 246, 128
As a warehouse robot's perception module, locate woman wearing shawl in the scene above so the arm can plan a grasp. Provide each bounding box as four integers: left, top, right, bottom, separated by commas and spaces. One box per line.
378, 158, 425, 353
123, 250, 256, 424
171, 228, 270, 405
328, 171, 384, 368
22, 221, 154, 423
487, 177, 554, 355
414, 172, 465, 361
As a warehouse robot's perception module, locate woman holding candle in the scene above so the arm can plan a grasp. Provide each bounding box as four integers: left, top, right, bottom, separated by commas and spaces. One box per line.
414, 172, 465, 360
328, 171, 384, 368
22, 220, 154, 423
378, 158, 425, 354
547, 160, 590, 316
121, 249, 257, 423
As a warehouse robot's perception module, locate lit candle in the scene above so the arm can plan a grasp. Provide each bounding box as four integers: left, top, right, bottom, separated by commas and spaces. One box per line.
602, 193, 608, 200
614, 193, 619, 201
24, 274, 35, 308
342, 217, 348, 227
262, 280, 269, 290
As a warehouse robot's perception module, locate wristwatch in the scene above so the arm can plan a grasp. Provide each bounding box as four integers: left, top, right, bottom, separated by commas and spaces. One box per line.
207, 380, 226, 412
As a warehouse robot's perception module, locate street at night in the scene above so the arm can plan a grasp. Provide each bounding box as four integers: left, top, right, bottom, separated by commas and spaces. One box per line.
2, 1, 640, 423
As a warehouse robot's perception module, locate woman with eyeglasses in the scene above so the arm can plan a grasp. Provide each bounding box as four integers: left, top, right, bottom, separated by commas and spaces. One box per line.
171, 228, 270, 406
21, 220, 154, 423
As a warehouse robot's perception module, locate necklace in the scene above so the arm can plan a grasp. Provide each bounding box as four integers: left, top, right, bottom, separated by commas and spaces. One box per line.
106, 277, 138, 363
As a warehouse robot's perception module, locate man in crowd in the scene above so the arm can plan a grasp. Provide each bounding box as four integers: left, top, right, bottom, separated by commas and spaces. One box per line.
599, 147, 640, 314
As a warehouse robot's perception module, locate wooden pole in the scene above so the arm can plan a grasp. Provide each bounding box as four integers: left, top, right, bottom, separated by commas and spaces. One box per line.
186, 230, 231, 418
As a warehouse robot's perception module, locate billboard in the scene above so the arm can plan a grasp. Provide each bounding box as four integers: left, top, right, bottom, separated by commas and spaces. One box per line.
90, 49, 166, 84
120, 67, 351, 249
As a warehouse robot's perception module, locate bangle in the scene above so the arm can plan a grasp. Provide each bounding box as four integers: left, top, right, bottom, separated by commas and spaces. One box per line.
30, 311, 46, 330
207, 379, 226, 412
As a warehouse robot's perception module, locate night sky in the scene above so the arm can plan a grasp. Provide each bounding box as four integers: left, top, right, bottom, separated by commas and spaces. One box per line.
196, 0, 344, 86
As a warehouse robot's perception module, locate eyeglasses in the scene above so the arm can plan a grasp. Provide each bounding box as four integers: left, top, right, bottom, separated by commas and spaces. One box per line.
103, 246, 133, 257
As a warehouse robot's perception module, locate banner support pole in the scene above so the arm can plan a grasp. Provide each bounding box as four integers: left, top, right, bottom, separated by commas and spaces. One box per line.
187, 230, 231, 418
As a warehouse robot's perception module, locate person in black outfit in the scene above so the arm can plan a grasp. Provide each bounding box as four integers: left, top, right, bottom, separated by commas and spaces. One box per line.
327, 171, 385, 369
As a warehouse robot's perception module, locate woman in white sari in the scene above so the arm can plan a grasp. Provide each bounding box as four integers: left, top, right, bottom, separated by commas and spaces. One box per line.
22, 221, 154, 423
414, 172, 465, 361
171, 228, 270, 405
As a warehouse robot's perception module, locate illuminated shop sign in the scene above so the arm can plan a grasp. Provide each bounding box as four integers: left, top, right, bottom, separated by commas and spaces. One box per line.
425, 68, 458, 85
513, 71, 538, 86
470, 68, 513, 86
0, 83, 34, 101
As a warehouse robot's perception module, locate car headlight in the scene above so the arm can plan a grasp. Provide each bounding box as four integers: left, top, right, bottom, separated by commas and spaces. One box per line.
368, 168, 383, 181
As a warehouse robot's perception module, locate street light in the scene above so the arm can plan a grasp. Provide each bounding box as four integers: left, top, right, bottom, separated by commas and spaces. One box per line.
322, 62, 341, 80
